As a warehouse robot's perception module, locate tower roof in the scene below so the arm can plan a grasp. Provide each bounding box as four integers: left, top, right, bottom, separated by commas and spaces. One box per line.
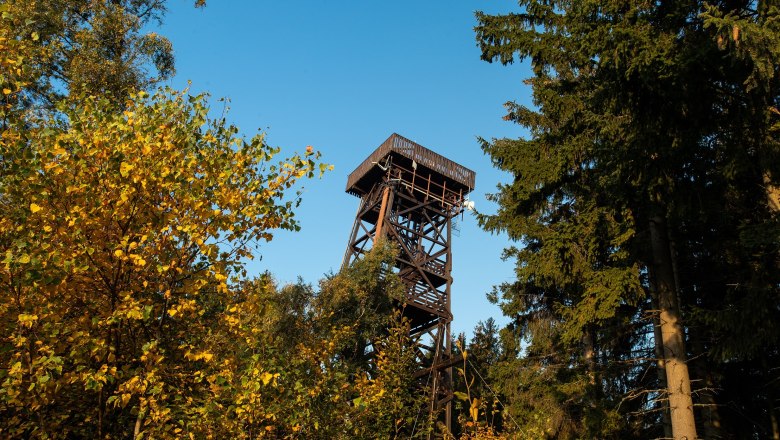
346, 133, 476, 197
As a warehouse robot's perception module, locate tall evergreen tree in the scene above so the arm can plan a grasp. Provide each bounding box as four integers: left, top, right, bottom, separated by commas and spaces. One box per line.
476, 1, 779, 438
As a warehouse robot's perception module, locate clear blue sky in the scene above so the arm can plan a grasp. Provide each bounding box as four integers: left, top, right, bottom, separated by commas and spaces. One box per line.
156, 0, 532, 336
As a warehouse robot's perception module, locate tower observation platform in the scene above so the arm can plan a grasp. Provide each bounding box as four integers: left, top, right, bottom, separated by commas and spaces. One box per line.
342, 133, 475, 434
346, 133, 475, 198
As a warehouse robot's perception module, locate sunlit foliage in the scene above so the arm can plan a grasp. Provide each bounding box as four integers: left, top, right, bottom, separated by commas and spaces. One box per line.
0, 88, 326, 438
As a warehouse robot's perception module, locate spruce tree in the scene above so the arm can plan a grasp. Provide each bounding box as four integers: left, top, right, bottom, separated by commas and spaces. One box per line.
476, 1, 779, 438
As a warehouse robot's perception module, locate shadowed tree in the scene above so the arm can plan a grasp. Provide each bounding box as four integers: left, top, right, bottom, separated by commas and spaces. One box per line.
476, 0, 779, 438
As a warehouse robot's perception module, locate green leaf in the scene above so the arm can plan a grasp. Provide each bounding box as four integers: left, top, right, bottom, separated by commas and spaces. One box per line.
454, 391, 469, 402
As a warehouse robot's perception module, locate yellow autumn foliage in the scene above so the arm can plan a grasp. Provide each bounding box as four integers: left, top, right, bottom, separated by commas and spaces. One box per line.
0, 88, 325, 438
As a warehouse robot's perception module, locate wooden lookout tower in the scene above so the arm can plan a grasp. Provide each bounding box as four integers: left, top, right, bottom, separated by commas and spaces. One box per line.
343, 133, 476, 433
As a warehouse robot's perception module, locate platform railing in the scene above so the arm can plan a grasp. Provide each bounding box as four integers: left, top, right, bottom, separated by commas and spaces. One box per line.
392, 160, 465, 212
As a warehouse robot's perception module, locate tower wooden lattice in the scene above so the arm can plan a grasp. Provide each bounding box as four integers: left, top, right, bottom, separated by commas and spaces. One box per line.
343, 133, 475, 432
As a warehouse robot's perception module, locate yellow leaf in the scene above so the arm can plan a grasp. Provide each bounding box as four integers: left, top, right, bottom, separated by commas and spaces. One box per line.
18, 314, 38, 324
120, 162, 134, 177
114, 249, 124, 258
30, 203, 41, 213
2, 88, 11, 95
18, 254, 30, 264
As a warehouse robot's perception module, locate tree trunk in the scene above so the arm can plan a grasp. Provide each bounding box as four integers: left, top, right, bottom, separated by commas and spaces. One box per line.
766, 361, 780, 440
768, 388, 780, 440
690, 332, 722, 438
649, 215, 698, 440
763, 172, 780, 213
651, 294, 674, 439
134, 405, 144, 439
582, 326, 596, 387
